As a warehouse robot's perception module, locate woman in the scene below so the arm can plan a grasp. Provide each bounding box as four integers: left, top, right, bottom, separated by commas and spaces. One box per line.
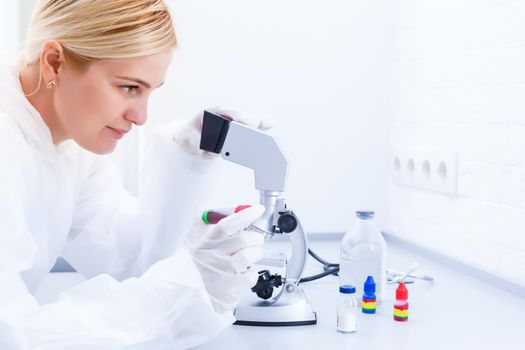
0, 1, 270, 348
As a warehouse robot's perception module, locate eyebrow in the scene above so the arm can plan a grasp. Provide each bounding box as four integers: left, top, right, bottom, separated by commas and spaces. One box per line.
116, 76, 164, 89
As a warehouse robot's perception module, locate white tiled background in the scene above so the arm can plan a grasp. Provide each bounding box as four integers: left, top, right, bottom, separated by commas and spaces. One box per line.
386, 0, 525, 286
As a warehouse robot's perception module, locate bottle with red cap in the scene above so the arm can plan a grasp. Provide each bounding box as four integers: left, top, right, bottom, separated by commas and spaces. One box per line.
393, 282, 409, 322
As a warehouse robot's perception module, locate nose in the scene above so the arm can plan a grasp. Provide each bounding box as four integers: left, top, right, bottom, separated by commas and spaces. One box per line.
124, 104, 148, 126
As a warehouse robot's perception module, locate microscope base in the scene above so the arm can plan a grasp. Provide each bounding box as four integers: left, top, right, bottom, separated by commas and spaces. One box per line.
233, 285, 317, 327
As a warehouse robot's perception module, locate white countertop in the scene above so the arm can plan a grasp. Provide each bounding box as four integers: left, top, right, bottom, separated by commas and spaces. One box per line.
35, 238, 525, 350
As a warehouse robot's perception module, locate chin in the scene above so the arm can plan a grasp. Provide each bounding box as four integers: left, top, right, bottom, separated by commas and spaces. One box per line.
94, 143, 118, 155
93, 147, 117, 155
78, 140, 118, 155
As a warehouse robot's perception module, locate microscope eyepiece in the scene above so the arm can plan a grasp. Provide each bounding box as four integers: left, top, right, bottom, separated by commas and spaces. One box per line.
200, 111, 231, 154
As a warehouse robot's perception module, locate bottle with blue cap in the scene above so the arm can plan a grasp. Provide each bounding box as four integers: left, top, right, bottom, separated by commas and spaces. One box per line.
337, 285, 357, 333
362, 276, 377, 313
339, 210, 387, 304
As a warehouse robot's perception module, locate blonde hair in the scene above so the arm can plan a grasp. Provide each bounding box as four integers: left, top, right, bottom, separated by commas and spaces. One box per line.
21, 0, 177, 66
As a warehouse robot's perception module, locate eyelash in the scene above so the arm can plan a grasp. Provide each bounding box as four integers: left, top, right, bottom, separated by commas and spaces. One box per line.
121, 85, 140, 95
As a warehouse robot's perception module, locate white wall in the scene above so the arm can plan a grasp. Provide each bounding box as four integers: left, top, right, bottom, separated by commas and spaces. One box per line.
18, 0, 39, 45
0, 0, 39, 52
7, 0, 393, 233
386, 0, 525, 286
148, 0, 393, 233
0, 2, 20, 52
7, 0, 524, 286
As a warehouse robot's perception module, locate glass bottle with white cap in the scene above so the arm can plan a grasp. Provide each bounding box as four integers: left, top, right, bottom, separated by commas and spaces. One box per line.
339, 210, 387, 304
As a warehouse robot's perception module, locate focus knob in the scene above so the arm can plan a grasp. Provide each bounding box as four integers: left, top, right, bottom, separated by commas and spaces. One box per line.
278, 212, 298, 233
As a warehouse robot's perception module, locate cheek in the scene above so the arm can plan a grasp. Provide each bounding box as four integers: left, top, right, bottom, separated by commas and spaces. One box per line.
55, 77, 118, 132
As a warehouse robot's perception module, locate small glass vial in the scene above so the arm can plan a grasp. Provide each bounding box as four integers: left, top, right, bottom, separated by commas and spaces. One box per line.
337, 285, 357, 333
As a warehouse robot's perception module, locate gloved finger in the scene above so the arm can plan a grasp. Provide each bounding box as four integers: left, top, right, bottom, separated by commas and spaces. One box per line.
206, 205, 265, 240
231, 247, 264, 274
183, 127, 202, 155
232, 268, 260, 295
207, 106, 276, 131
221, 268, 259, 299
181, 219, 209, 253
257, 115, 277, 131
191, 249, 261, 308
192, 244, 262, 275
208, 268, 259, 306
191, 257, 248, 306
191, 252, 232, 276
206, 107, 255, 128
192, 250, 259, 284
171, 111, 222, 159
198, 230, 264, 255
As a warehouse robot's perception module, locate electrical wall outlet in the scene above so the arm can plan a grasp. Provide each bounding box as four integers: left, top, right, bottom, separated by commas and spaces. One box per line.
391, 149, 458, 196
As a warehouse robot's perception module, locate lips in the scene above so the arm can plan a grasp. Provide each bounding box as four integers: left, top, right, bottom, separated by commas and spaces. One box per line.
107, 126, 130, 139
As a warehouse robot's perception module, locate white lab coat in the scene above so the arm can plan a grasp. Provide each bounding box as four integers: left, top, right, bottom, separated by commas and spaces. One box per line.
0, 56, 233, 349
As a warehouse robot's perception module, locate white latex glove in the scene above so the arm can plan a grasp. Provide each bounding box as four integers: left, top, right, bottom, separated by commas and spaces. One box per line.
183, 205, 266, 314
173, 107, 276, 159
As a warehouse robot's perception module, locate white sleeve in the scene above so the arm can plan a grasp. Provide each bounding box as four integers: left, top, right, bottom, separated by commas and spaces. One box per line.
0, 120, 233, 349
137, 123, 221, 270
1, 248, 234, 349
62, 122, 220, 279
61, 156, 143, 280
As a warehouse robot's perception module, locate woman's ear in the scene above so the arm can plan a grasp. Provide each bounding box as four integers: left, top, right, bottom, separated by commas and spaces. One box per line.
39, 40, 65, 85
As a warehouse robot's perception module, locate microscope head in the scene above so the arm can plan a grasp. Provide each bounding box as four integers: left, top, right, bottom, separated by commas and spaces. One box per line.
200, 111, 289, 192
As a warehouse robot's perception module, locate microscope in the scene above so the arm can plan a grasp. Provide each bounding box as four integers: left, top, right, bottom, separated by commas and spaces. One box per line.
200, 111, 317, 326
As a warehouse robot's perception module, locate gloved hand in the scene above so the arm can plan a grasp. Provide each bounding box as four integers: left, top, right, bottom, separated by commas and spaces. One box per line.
173, 107, 276, 159
183, 205, 266, 314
